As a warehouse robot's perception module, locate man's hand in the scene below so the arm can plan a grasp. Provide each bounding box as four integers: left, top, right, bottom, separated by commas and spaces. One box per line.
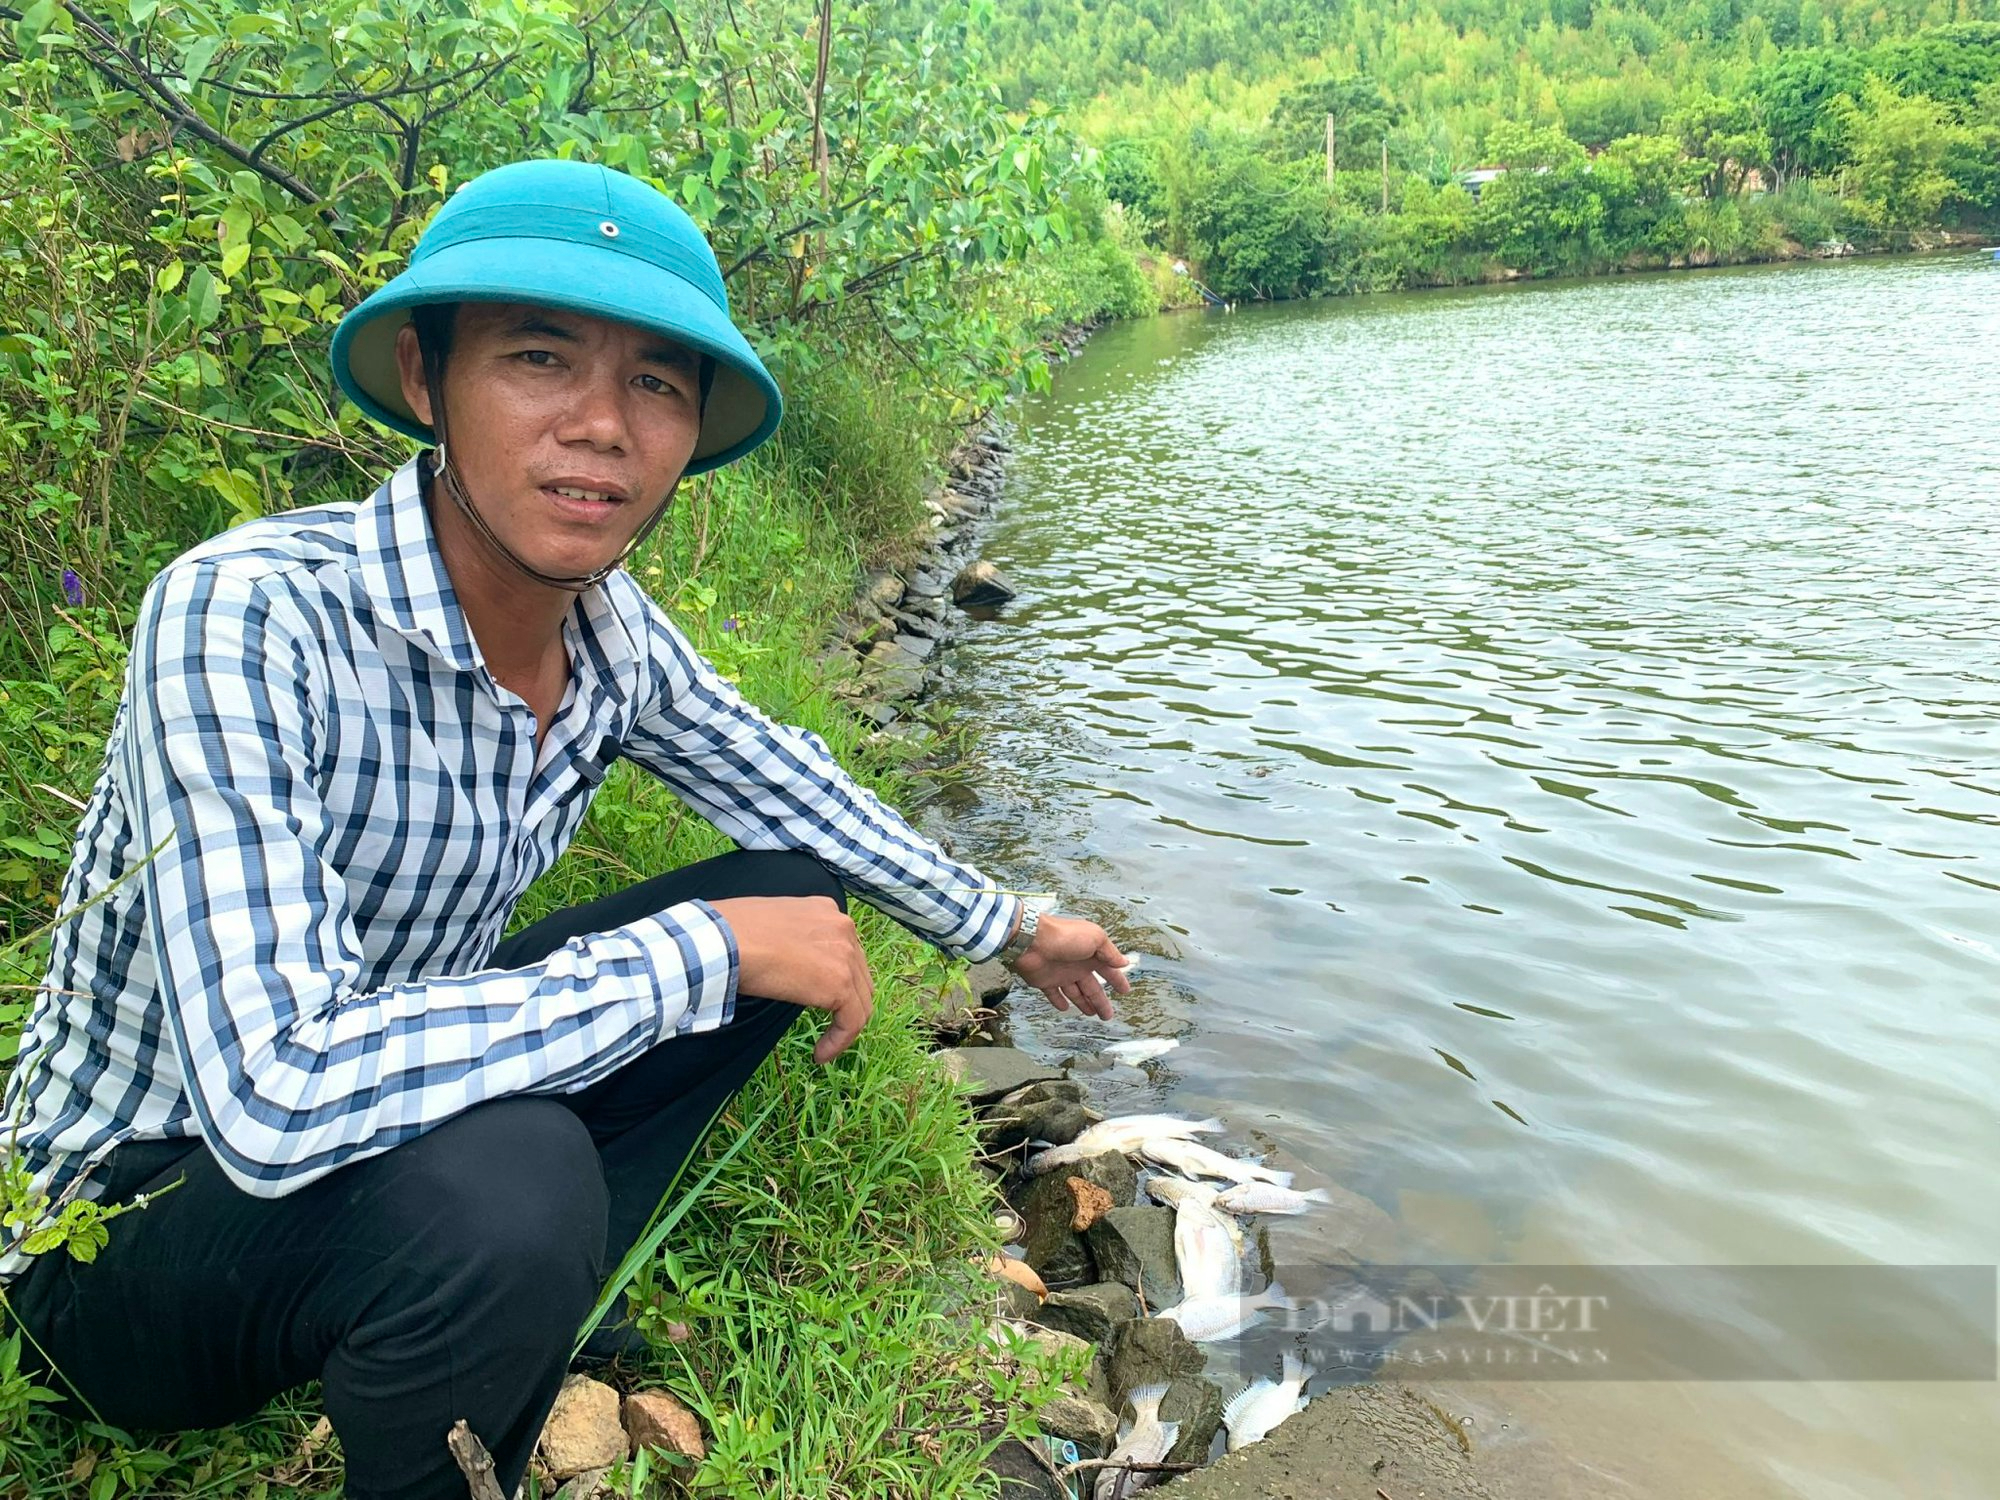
1010, 913, 1131, 1021
707, 895, 873, 1064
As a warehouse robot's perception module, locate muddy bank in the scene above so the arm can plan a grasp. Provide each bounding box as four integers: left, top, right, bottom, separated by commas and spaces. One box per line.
1159, 1381, 1501, 1499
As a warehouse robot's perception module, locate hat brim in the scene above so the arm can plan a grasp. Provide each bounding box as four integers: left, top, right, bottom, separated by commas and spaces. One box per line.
330, 236, 781, 474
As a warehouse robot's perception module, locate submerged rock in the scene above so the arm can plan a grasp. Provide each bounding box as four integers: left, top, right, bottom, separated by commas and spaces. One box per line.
860, 568, 905, 613
1032, 1151, 1138, 1210
985, 1435, 1067, 1500
1015, 1152, 1137, 1284
967, 960, 1015, 1002
952, 560, 1019, 608
984, 1095, 1091, 1154
1018, 1185, 1096, 1285
938, 1046, 1065, 1105
1011, 1078, 1087, 1107
1060, 1052, 1116, 1075
1023, 1099, 1091, 1146
1066, 1177, 1115, 1233
992, 1277, 1042, 1320
1085, 1206, 1183, 1311
1152, 1381, 1498, 1499
869, 661, 926, 703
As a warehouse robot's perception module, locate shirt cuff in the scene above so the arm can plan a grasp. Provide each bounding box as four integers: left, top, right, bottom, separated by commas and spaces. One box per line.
952, 891, 1026, 964
633, 898, 740, 1037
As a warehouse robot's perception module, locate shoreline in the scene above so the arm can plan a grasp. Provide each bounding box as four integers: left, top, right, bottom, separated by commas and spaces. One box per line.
1162, 226, 1991, 313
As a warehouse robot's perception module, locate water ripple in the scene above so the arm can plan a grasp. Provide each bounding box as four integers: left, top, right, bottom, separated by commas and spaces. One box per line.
934, 257, 2000, 1499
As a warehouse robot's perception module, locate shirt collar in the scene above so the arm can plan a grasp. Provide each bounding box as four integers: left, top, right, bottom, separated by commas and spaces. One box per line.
357, 456, 483, 672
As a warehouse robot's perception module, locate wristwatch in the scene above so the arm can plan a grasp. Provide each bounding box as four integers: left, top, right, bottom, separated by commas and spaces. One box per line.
997, 901, 1042, 968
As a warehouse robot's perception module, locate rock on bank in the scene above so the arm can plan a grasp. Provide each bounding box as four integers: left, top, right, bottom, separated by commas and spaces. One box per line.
1158, 1379, 1543, 1499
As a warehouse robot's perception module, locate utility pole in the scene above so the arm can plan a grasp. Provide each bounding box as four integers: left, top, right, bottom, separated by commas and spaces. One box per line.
1325, 113, 1336, 187
1381, 137, 1390, 212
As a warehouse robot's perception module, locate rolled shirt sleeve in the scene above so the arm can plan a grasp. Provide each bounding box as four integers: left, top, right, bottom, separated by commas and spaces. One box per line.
124, 561, 741, 1198
620, 598, 1023, 962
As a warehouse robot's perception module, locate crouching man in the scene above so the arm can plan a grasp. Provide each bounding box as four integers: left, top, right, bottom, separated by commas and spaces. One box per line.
1, 159, 1128, 1500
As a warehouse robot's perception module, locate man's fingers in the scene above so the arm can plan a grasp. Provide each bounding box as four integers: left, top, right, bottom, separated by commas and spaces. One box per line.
814, 990, 871, 1064
1075, 971, 1113, 1019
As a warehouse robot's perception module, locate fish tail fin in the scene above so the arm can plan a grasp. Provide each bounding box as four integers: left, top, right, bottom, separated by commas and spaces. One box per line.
1128, 1381, 1169, 1424
1261, 1279, 1292, 1310
1264, 1169, 1296, 1190
1190, 1116, 1226, 1135
1281, 1350, 1316, 1386
1301, 1187, 1331, 1204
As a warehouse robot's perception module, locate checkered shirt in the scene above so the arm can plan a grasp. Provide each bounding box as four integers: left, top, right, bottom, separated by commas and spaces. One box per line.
0, 456, 1018, 1280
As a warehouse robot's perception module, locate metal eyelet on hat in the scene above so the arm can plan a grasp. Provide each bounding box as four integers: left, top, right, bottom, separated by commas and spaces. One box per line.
599, 220, 620, 238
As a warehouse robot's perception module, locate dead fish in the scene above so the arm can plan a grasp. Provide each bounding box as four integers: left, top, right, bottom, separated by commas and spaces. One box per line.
1173, 1193, 1242, 1301
1094, 1382, 1180, 1499
1159, 1281, 1292, 1344
1222, 1350, 1315, 1451
1024, 1115, 1223, 1176
1212, 1182, 1332, 1216
1143, 1175, 1219, 1210
1147, 1176, 1245, 1252
1138, 1137, 1293, 1188
1103, 1037, 1179, 1067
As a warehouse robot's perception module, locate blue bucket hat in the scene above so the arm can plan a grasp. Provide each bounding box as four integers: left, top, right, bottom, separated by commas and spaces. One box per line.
331, 159, 781, 474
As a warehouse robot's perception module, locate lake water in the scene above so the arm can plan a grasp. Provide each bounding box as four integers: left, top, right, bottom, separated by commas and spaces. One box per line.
933, 256, 2000, 1497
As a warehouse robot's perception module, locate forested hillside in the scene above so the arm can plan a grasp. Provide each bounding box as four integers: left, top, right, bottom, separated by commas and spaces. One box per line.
952, 0, 2000, 298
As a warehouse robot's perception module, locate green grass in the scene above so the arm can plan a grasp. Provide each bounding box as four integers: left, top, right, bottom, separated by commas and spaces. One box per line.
0, 358, 1080, 1499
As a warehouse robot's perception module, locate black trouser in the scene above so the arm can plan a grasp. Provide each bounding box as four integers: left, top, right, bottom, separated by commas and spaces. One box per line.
6, 849, 832, 1500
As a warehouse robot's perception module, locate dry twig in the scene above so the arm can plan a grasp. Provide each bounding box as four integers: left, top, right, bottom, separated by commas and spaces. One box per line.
446, 1420, 508, 1500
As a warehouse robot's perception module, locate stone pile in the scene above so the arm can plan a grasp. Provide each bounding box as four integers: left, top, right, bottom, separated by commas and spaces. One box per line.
830, 427, 1022, 730
941, 1047, 1293, 1495
528, 1375, 705, 1498
931, 1015, 1420, 1500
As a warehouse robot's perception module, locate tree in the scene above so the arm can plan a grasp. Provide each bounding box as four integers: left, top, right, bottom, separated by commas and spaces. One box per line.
1163, 127, 1329, 297
1829, 76, 1976, 230
1269, 75, 1401, 168
1474, 122, 1607, 271
1867, 23, 2000, 111
1559, 74, 1674, 148
1751, 48, 1869, 183
1100, 137, 1169, 219
1665, 90, 1774, 195
1594, 132, 1704, 254
1944, 79, 2000, 211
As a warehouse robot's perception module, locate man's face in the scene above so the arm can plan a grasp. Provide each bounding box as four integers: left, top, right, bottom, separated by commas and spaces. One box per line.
393, 302, 704, 583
